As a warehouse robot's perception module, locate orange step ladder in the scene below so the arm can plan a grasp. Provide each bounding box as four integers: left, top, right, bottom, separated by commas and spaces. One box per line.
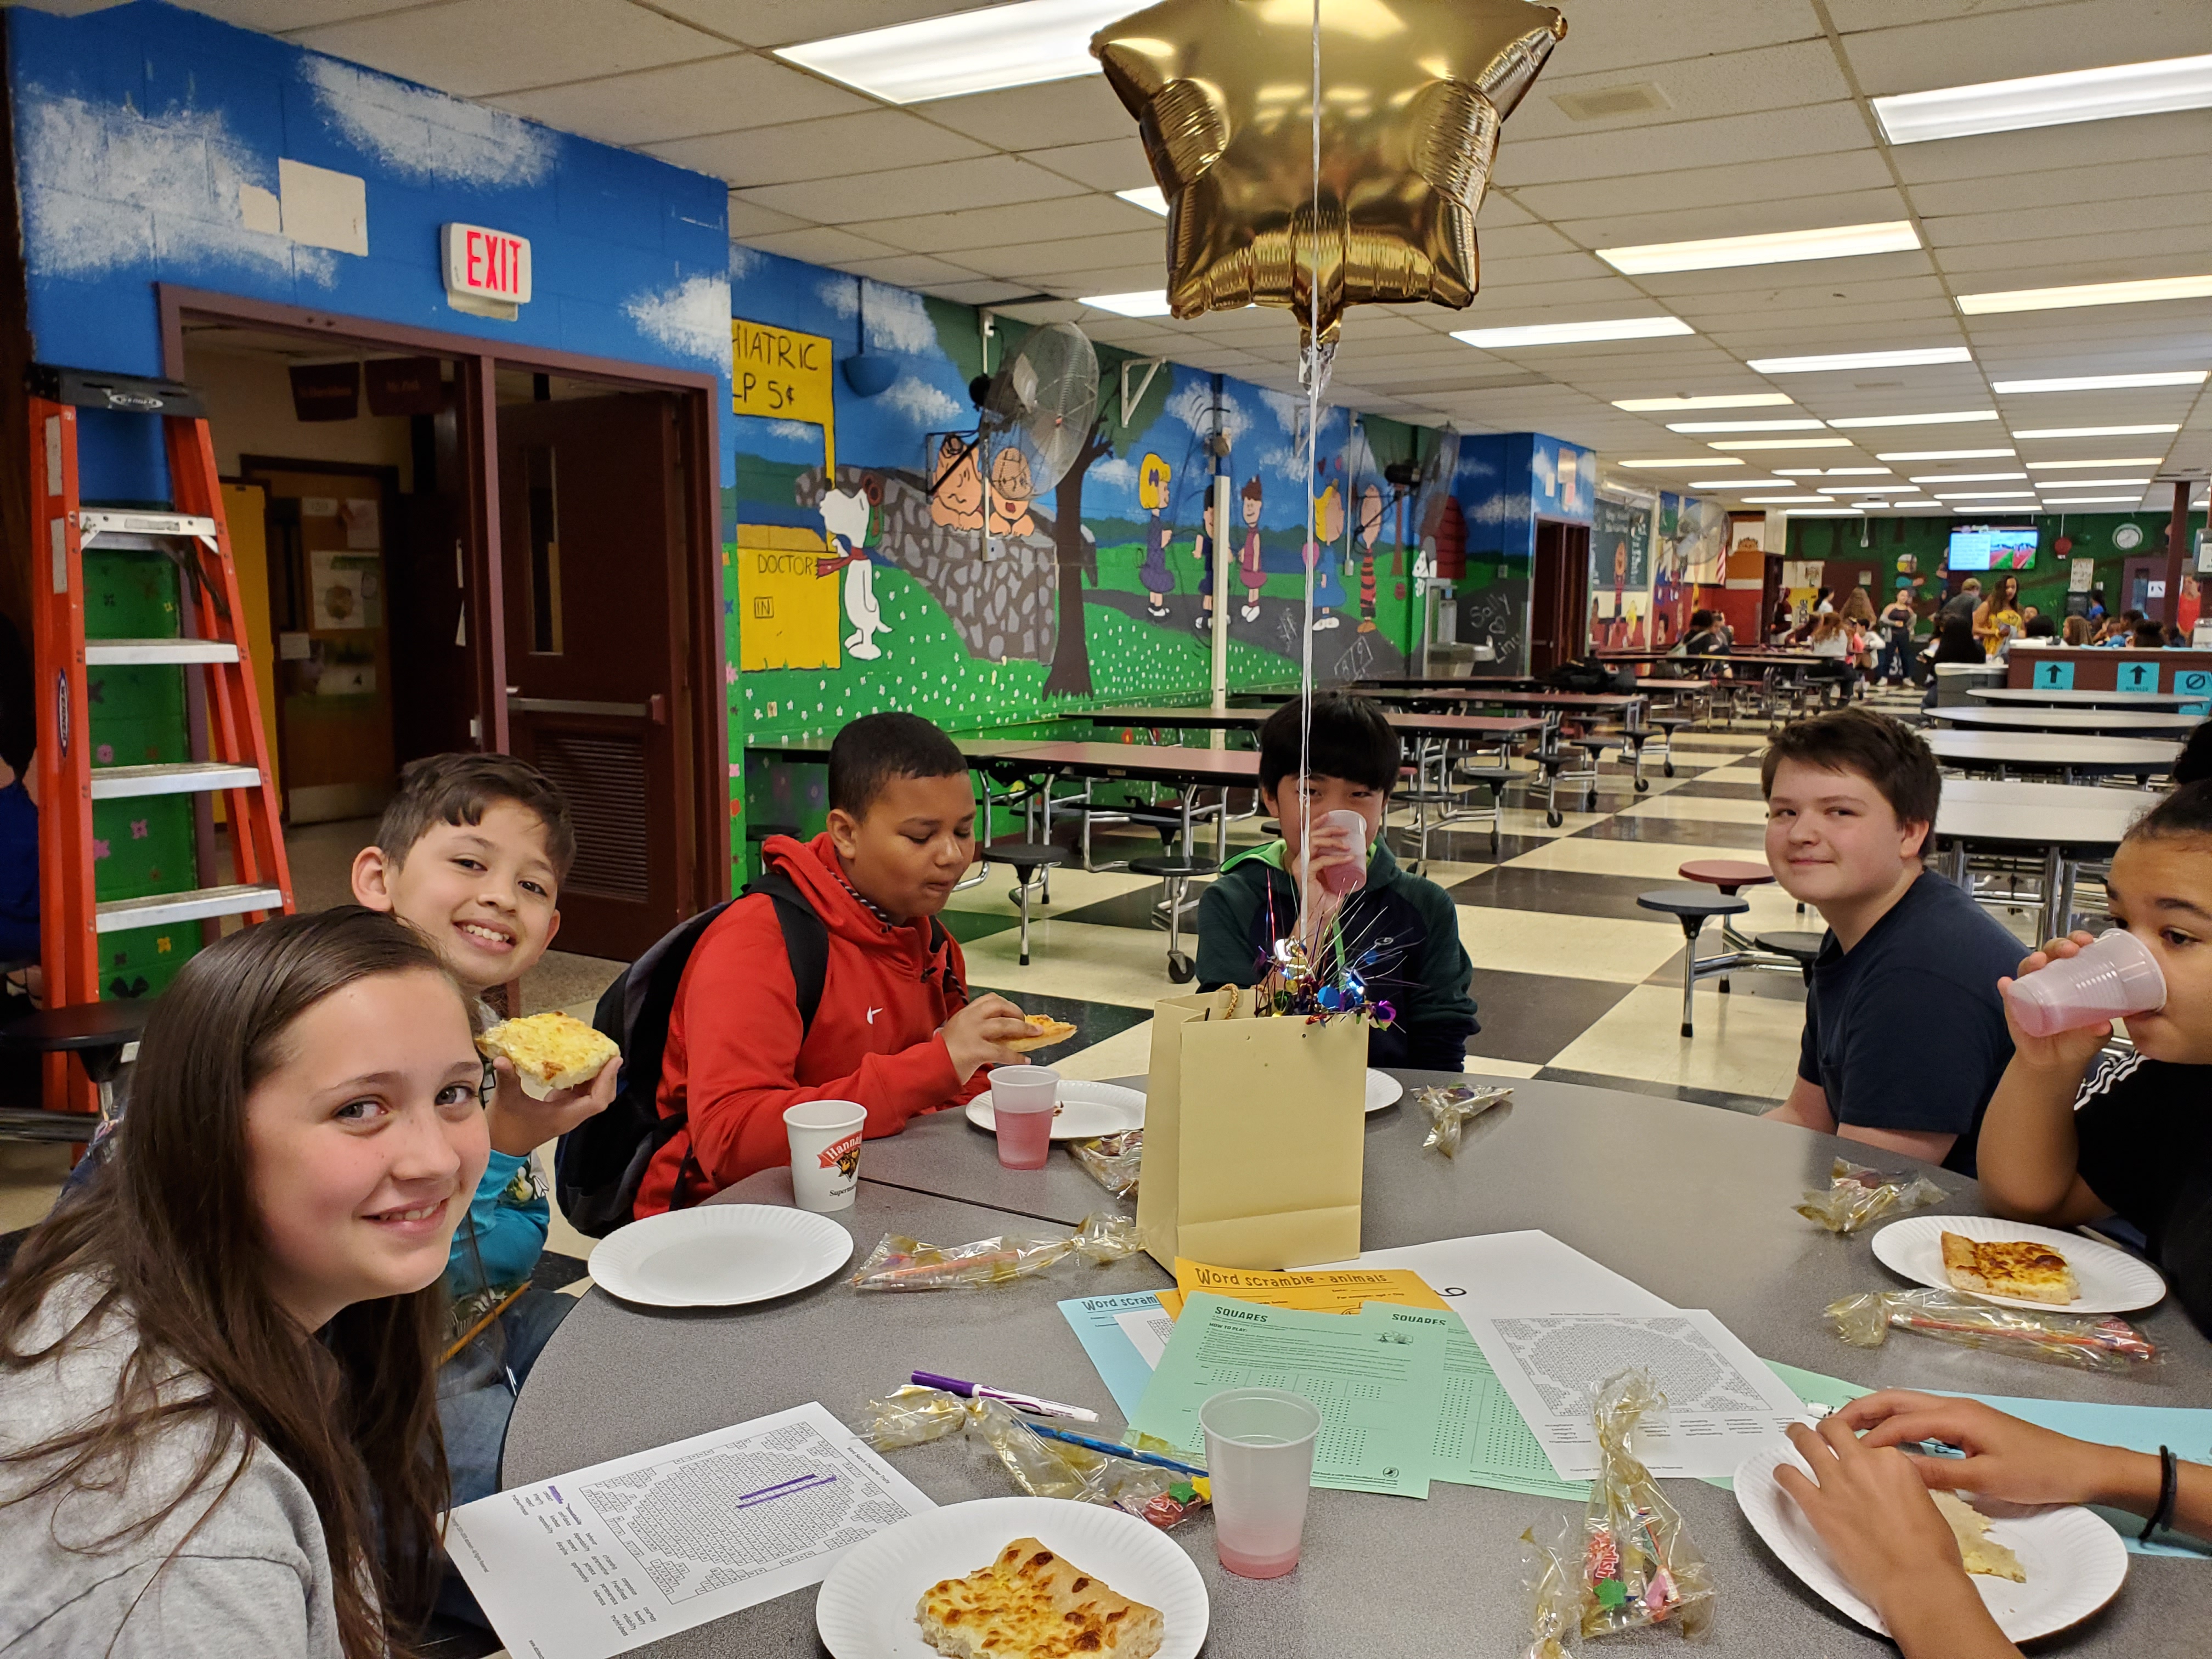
26, 365, 294, 1117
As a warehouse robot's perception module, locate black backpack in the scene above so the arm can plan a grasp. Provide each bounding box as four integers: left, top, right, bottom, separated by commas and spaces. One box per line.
553, 868, 829, 1237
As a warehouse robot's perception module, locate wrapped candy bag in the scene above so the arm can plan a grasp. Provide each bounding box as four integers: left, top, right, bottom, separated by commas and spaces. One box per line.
1412, 1084, 1510, 1158
1793, 1158, 1946, 1235
1827, 1289, 2159, 1372
848, 1211, 1141, 1291
854, 1386, 1209, 1531
1069, 1129, 1142, 1199
1517, 1370, 1714, 1655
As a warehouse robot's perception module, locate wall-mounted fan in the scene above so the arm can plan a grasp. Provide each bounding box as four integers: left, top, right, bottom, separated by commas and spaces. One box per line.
930, 321, 1102, 555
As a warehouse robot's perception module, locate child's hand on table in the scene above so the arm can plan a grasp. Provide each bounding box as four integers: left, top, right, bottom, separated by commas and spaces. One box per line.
943, 993, 1031, 1081
1838, 1390, 2149, 1511
486, 1056, 619, 1157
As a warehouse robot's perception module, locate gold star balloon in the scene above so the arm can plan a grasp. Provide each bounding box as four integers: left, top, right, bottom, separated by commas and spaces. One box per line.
1092, 0, 1566, 351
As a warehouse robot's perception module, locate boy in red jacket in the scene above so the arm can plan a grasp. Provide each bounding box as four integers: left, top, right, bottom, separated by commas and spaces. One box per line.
636, 713, 1034, 1214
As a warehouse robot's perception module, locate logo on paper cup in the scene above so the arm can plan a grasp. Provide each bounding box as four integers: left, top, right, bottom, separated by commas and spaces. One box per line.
818, 1131, 862, 1178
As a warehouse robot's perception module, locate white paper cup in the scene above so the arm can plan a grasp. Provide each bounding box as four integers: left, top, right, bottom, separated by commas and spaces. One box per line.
2005, 928, 2168, 1038
783, 1099, 866, 1211
1200, 1387, 1321, 1578
990, 1065, 1059, 1170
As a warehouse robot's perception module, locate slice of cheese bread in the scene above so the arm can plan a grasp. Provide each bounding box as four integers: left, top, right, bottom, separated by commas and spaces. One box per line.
475, 1011, 620, 1100
916, 1537, 1163, 1659
1940, 1232, 2080, 1305
1932, 1491, 2028, 1582
1003, 1015, 1079, 1054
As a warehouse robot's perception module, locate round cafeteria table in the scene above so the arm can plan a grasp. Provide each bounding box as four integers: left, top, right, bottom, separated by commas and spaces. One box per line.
507, 1074, 2209, 1656
1971, 687, 2207, 711
1927, 706, 2203, 738
1926, 730, 2178, 781
1934, 778, 2165, 939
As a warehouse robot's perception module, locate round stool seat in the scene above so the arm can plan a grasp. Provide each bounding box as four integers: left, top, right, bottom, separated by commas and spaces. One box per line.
1637, 886, 1750, 919
1130, 854, 1220, 880
1652, 714, 1694, 730
1678, 859, 1774, 893
983, 842, 1068, 872
1754, 930, 1824, 964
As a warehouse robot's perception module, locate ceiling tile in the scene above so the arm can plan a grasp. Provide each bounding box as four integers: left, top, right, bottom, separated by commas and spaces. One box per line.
927, 277, 1057, 306
1537, 1, 1826, 78
845, 194, 1160, 255
916, 76, 1139, 150
1886, 108, 2212, 185
1836, 0, 2209, 97
1506, 150, 1894, 221
1923, 193, 2211, 250
286, 0, 726, 100
1934, 226, 2212, 279
726, 195, 815, 238
646, 0, 974, 50
1493, 102, 1871, 187
182, 1, 423, 25
1551, 188, 1911, 253
836, 252, 988, 289
735, 155, 1087, 222
934, 229, 1167, 280
735, 224, 901, 265
1904, 156, 2209, 218
1020, 137, 1155, 191
1513, 38, 1853, 143
646, 109, 991, 187
486, 52, 870, 145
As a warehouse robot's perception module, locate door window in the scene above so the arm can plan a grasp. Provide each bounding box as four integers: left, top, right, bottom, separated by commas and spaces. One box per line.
524, 444, 563, 654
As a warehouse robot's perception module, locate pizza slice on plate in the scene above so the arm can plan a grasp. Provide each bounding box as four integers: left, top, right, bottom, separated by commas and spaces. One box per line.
916, 1537, 1164, 1659
1940, 1232, 2079, 1305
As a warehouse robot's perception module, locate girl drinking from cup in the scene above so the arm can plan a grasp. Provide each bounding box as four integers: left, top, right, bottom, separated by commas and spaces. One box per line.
1977, 780, 2212, 1337
0, 907, 490, 1656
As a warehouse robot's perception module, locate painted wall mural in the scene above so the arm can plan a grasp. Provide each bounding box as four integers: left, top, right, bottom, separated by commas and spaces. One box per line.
1590, 493, 1653, 650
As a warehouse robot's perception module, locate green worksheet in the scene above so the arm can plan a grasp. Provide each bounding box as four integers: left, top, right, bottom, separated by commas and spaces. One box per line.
1130, 1294, 1447, 1498
1429, 1319, 1590, 1502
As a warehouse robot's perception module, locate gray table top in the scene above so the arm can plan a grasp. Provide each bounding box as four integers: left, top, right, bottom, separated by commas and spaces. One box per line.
506, 1071, 2209, 1656
1972, 687, 2207, 710
1926, 731, 2180, 775
1929, 707, 2203, 736
1934, 778, 2165, 849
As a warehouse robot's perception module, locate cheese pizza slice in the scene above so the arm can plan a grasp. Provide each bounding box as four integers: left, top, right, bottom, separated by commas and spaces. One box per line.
1003, 1014, 1079, 1054
1940, 1232, 2080, 1305
1932, 1492, 2028, 1582
916, 1537, 1164, 1659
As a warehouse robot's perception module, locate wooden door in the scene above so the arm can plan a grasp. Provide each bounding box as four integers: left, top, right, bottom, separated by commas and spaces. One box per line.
1530, 521, 1590, 674
496, 394, 686, 960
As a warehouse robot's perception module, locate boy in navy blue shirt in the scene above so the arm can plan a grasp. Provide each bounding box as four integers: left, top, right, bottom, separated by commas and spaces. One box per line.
1759, 709, 2018, 1174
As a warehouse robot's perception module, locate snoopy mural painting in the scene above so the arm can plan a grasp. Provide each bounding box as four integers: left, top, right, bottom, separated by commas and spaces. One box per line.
819, 477, 889, 660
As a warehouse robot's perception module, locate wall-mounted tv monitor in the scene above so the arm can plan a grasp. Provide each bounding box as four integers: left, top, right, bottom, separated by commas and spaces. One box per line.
1948, 524, 2039, 572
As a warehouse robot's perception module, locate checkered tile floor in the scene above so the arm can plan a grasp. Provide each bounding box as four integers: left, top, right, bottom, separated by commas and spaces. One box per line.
953, 686, 2032, 1119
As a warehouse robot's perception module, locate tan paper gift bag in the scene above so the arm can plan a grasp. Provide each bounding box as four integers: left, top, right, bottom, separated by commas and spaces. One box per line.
1136, 991, 1368, 1271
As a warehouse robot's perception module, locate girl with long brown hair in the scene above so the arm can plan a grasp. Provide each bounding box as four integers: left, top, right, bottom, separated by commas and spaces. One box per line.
0, 906, 489, 1658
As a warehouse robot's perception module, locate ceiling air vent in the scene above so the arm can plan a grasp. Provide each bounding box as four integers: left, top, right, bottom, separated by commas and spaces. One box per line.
1551, 82, 1672, 122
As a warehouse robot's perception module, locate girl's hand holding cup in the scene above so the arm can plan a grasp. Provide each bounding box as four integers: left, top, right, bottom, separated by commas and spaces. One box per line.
1999, 929, 2165, 1073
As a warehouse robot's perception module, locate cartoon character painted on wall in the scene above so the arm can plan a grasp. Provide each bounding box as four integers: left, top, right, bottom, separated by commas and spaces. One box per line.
988, 449, 1036, 541
819, 475, 890, 661
1191, 493, 1218, 632
1607, 537, 1630, 647
1304, 484, 1347, 631
928, 435, 984, 533
1137, 452, 1175, 619
1356, 482, 1386, 634
1237, 476, 1266, 622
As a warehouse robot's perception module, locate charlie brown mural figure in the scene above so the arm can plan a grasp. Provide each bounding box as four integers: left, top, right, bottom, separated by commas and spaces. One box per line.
1237, 476, 1266, 623
928, 434, 984, 532
1356, 482, 1386, 634
1137, 452, 1175, 619
988, 448, 1036, 541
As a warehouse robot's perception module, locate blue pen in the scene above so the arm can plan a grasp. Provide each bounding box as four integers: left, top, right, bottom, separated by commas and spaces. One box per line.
1024, 1422, 1210, 1479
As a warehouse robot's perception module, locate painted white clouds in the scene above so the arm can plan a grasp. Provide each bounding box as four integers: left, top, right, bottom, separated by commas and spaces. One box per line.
819, 275, 939, 355
623, 273, 734, 366
300, 56, 554, 189
881, 375, 962, 427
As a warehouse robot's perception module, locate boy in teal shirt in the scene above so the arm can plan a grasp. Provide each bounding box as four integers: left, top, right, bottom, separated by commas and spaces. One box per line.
1197, 693, 1477, 1069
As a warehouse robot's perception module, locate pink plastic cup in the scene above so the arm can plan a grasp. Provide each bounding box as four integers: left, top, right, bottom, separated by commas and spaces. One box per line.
2005, 928, 2166, 1037
990, 1065, 1059, 1170
1200, 1387, 1322, 1578
1313, 808, 1370, 895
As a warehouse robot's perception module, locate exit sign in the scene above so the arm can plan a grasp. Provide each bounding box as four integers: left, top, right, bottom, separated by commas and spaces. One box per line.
441, 223, 532, 317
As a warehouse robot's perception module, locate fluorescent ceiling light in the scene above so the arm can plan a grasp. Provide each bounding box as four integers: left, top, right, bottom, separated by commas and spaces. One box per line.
1598, 221, 1919, 274
2025, 456, 2164, 470
1689, 478, 1785, 488
1665, 419, 1827, 433
1828, 410, 1997, 428
1452, 316, 1692, 348
1115, 185, 1168, 216
1743, 495, 1837, 504
1877, 448, 2015, 461
1081, 290, 1173, 317
1820, 486, 1914, 494
2015, 477, 2151, 489
1935, 490, 2036, 499
1613, 393, 1793, 411
1747, 346, 1971, 374
1619, 458, 1742, 469
2013, 424, 2180, 438
1787, 508, 1869, 516
1823, 467, 1894, 476
1909, 472, 2026, 483
1994, 370, 2207, 393
1872, 54, 2212, 145
1957, 273, 2212, 314
777, 0, 1132, 103
2040, 495, 2146, 505
1708, 437, 1855, 450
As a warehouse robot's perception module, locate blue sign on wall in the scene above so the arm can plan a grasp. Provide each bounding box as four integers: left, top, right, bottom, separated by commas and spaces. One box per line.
2115, 659, 2162, 695
2173, 669, 2212, 699
2030, 659, 2074, 691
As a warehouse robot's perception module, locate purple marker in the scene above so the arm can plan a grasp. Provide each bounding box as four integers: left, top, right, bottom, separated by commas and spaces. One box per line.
912, 1370, 1101, 1424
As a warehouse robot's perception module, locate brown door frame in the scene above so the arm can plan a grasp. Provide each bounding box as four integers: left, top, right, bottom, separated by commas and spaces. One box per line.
157, 284, 729, 910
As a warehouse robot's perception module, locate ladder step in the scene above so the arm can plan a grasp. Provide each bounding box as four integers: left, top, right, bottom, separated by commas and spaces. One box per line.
89, 761, 263, 800
76, 509, 219, 544
96, 883, 285, 932
85, 637, 239, 666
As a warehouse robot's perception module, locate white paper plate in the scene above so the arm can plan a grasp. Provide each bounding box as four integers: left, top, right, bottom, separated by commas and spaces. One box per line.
1871, 1214, 2166, 1313
967, 1079, 1147, 1139
816, 1496, 1209, 1659
587, 1204, 853, 1308
1365, 1069, 1404, 1113
1735, 1444, 2127, 1643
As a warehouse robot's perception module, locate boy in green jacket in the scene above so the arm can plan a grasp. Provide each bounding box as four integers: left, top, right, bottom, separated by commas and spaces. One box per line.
1197, 692, 1479, 1069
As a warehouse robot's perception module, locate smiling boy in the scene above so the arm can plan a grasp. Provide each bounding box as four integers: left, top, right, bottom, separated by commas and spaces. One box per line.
635, 713, 1032, 1215
1759, 710, 2019, 1173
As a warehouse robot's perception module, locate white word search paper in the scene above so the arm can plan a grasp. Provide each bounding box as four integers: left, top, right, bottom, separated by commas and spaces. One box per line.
1466, 1311, 1807, 1481
444, 1401, 933, 1659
